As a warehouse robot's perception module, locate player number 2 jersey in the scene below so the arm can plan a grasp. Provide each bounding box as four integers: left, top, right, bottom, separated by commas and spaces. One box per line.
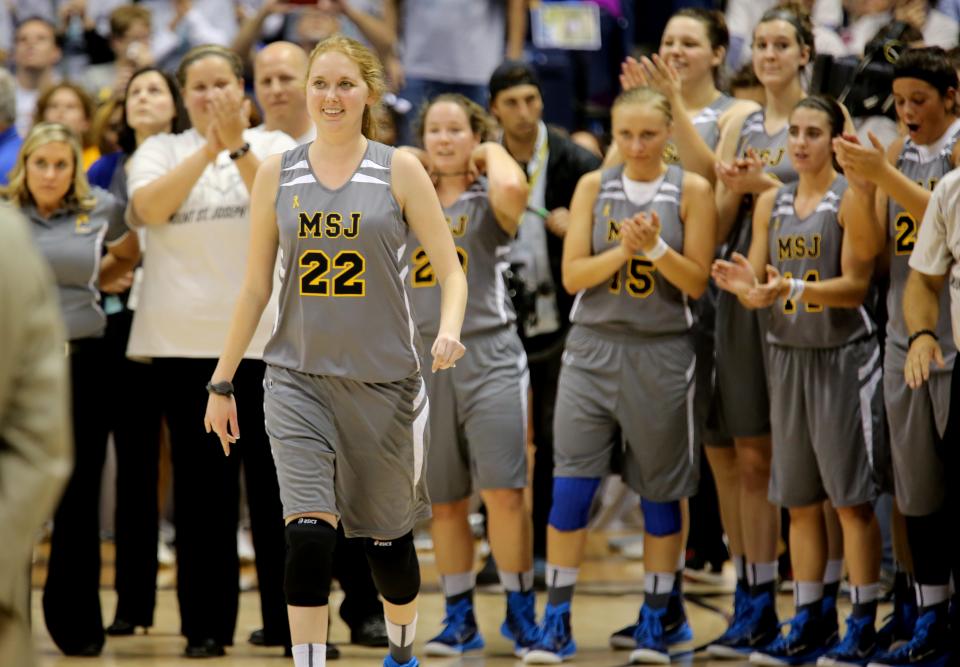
264, 141, 422, 382
569, 164, 693, 336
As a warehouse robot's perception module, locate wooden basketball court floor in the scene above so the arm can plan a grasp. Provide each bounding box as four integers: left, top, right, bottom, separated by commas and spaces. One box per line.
31, 533, 882, 667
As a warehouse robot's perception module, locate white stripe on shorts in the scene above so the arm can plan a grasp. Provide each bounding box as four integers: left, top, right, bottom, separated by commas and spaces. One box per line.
412, 380, 428, 486
518, 353, 531, 448
685, 355, 697, 464
859, 359, 882, 469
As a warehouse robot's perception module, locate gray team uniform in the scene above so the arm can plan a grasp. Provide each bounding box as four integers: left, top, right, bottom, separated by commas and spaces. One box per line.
25, 187, 128, 341
403, 178, 529, 503
715, 109, 797, 438
666, 94, 737, 444
263, 141, 431, 539
884, 128, 959, 515
553, 165, 699, 501
765, 177, 883, 508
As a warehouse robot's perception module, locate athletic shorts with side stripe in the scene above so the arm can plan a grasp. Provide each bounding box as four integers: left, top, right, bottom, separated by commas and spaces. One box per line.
884, 341, 952, 516
553, 325, 700, 502
419, 328, 529, 504
767, 338, 884, 508
696, 285, 732, 445
263, 364, 431, 539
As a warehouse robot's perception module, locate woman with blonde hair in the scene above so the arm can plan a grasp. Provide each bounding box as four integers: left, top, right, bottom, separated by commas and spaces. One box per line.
2, 122, 139, 656
205, 35, 467, 667
125, 43, 296, 658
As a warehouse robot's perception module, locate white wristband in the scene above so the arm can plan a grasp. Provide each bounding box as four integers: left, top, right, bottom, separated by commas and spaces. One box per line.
645, 237, 669, 261
787, 278, 805, 302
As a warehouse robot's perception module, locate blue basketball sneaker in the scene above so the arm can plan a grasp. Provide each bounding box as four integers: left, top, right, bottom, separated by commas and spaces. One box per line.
876, 593, 917, 651
524, 602, 576, 664
424, 598, 485, 656
384, 656, 419, 667
709, 588, 781, 659
502, 590, 540, 657
817, 614, 877, 666
629, 605, 670, 664
750, 606, 835, 666
867, 608, 951, 667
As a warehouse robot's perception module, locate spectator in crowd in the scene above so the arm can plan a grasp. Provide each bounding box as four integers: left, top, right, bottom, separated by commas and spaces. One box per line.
385, 0, 527, 144
1, 122, 139, 657
140, 0, 235, 71
81, 5, 154, 104
487, 60, 602, 581
85, 66, 189, 639
232, 0, 391, 70
12, 17, 62, 137
34, 81, 100, 169
125, 44, 295, 659
251, 41, 314, 143
89, 97, 123, 157
0, 69, 22, 184
0, 204, 71, 667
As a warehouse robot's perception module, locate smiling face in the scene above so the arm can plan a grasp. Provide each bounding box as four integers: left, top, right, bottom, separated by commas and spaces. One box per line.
423, 100, 480, 173
659, 16, 721, 86
305, 50, 372, 134
752, 19, 810, 91
893, 77, 956, 145
788, 106, 834, 173
612, 101, 671, 168
43, 88, 89, 139
25, 140, 74, 210
126, 71, 176, 137
182, 55, 244, 133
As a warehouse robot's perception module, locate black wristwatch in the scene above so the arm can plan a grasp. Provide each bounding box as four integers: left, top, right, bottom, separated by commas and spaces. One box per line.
206, 380, 235, 397
229, 143, 251, 161
907, 329, 938, 347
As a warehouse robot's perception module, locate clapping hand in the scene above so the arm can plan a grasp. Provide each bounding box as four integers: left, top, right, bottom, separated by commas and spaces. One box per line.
715, 149, 768, 195
744, 265, 786, 309
711, 252, 757, 296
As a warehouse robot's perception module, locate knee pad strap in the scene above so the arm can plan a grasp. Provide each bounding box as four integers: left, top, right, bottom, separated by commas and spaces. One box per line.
284, 517, 337, 606
641, 498, 682, 537
365, 532, 420, 605
548, 477, 601, 531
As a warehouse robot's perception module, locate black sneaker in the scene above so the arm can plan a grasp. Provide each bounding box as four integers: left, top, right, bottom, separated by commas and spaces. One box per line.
750, 606, 834, 666
708, 589, 780, 659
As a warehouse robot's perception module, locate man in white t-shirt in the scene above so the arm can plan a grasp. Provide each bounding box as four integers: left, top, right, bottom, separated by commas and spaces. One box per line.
904, 152, 960, 662
251, 41, 315, 145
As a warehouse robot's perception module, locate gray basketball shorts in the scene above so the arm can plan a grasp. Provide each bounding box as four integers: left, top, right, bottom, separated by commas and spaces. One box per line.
767, 338, 884, 508
553, 325, 700, 502
419, 328, 529, 504
695, 285, 732, 446
714, 291, 771, 438
263, 364, 432, 539
884, 342, 952, 516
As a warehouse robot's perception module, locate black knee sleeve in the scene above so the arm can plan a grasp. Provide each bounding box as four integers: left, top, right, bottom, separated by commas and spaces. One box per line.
906, 510, 952, 586
284, 518, 337, 606
364, 532, 420, 605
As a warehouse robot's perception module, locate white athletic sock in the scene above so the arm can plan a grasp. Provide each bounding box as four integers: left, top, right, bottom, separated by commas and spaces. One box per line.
440, 571, 475, 599
851, 583, 880, 605
917, 584, 950, 608
733, 555, 746, 582
385, 613, 417, 664
644, 572, 677, 595
795, 581, 824, 608
824, 559, 844, 585
545, 564, 578, 589
748, 561, 778, 586
499, 569, 535, 592
292, 643, 326, 667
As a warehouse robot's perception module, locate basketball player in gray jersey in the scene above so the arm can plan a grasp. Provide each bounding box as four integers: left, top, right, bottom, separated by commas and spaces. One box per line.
204, 37, 467, 667
708, 5, 818, 655
399, 94, 536, 658
607, 11, 765, 652
834, 47, 960, 666
714, 96, 883, 666
523, 87, 716, 665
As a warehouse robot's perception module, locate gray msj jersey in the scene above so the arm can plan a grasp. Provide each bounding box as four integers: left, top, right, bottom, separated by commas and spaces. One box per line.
726, 109, 798, 256
665, 94, 736, 164
404, 177, 515, 339
569, 164, 693, 336
264, 141, 423, 382
767, 176, 875, 348
886, 129, 959, 360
